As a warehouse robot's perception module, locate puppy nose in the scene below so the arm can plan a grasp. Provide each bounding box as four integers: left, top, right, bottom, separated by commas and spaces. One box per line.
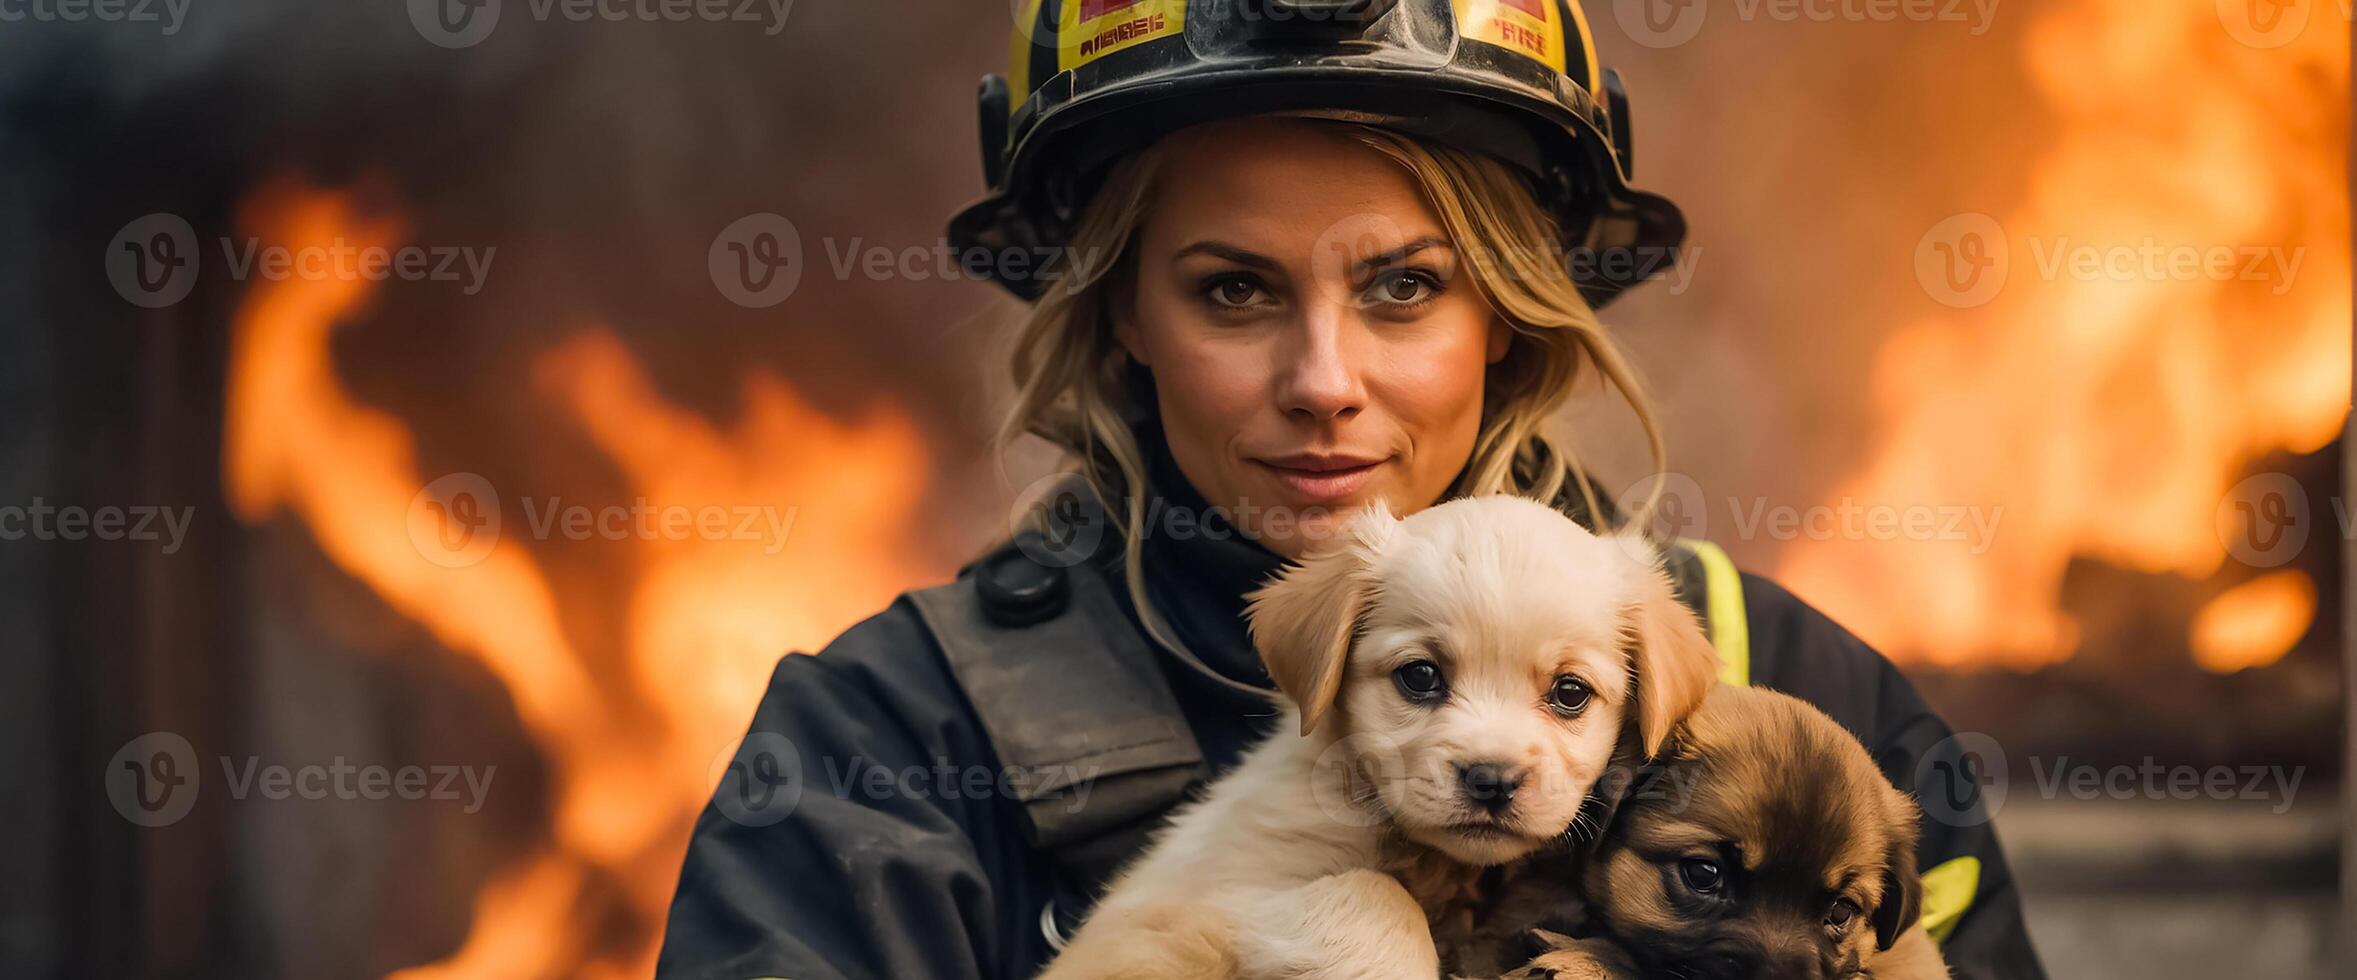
1457, 762, 1522, 813
1750, 954, 1822, 980
1762, 948, 1823, 980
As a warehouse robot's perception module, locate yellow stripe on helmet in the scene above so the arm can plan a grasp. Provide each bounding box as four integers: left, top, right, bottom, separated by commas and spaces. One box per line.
1058, 0, 1186, 73
1010, 0, 1044, 115
1454, 0, 1569, 75
1561, 0, 1603, 97
1015, 2, 1606, 113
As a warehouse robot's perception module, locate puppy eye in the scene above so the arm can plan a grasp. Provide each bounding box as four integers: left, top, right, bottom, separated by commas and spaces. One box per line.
1826, 899, 1861, 930
1393, 660, 1446, 702
1678, 858, 1724, 895
1546, 676, 1592, 715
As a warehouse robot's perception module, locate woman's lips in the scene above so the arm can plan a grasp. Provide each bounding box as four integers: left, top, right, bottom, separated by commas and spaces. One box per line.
1251, 453, 1391, 505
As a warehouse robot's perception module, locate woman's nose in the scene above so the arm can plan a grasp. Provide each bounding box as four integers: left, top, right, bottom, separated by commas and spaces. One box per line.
1274, 304, 1366, 422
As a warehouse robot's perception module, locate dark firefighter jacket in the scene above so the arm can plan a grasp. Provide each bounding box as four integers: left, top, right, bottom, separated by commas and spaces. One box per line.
654, 432, 2049, 980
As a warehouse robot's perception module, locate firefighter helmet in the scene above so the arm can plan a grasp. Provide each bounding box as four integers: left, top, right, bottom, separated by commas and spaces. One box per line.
947, 0, 1686, 308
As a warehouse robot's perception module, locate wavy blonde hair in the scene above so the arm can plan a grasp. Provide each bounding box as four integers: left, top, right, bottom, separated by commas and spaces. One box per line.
997, 121, 1668, 665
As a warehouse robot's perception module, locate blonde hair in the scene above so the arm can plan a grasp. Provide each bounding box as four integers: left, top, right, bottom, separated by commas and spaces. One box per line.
996, 121, 1668, 665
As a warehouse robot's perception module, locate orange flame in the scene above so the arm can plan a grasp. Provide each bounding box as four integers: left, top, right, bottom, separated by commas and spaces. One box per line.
2188, 569, 2318, 673
223, 185, 944, 978
1778, 0, 2349, 669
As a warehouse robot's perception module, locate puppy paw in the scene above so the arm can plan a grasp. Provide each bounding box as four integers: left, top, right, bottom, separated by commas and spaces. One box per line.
1498, 952, 1617, 980
1498, 931, 1636, 980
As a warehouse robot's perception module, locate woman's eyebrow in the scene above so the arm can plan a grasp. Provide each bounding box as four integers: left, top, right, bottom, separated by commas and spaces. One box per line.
1170, 235, 1451, 274
1350, 235, 1451, 276
1171, 240, 1282, 272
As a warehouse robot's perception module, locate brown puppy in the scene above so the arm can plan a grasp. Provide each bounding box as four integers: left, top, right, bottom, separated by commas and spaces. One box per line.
1453, 685, 1951, 980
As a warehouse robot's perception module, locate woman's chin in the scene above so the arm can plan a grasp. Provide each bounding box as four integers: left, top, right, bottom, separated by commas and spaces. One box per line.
1226, 478, 1417, 555
1249, 499, 1368, 555
1291, 507, 1348, 541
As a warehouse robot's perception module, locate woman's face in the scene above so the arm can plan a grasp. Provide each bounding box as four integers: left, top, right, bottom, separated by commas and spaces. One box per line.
1116, 119, 1510, 559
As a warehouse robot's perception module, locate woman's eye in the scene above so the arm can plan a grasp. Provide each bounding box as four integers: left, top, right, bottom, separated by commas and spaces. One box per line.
1678, 858, 1724, 895
1204, 275, 1265, 309
1362, 270, 1439, 306
1826, 899, 1860, 929
1392, 660, 1446, 702
1546, 676, 1591, 715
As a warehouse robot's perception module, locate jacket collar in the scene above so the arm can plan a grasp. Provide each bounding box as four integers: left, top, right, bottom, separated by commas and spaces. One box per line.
1133, 425, 1288, 693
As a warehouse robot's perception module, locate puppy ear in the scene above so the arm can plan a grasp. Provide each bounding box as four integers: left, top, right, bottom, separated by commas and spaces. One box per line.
1519, 928, 1577, 960
1621, 539, 1720, 759
1569, 735, 1651, 856
1245, 502, 1398, 735
1872, 793, 1927, 951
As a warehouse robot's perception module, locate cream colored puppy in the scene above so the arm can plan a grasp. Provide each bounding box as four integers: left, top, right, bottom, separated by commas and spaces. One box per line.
1039, 495, 1721, 980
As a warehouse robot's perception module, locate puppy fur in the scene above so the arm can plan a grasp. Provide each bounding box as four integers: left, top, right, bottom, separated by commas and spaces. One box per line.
1455, 684, 1952, 980
1038, 496, 1721, 980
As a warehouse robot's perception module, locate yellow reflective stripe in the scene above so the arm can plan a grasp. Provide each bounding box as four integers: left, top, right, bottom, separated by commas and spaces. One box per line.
1677, 538, 1749, 687
1675, 538, 1973, 944
1919, 856, 1981, 943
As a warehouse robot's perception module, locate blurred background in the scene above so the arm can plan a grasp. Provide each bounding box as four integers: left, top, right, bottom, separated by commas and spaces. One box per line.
0, 1, 2345, 978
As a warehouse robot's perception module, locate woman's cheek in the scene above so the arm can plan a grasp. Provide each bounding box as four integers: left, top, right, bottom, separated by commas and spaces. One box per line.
1161, 337, 1271, 424
1378, 317, 1493, 428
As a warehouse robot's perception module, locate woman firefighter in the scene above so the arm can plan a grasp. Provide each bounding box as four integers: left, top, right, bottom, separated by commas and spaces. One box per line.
657, 2, 2047, 977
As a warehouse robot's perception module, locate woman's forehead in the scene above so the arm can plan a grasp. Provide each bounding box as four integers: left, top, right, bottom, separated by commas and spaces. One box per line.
1142, 121, 1451, 257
